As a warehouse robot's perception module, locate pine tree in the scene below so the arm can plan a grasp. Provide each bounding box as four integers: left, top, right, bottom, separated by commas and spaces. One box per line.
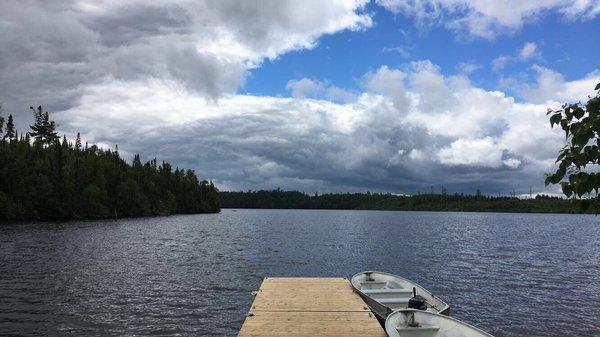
29, 106, 58, 145
0, 106, 4, 138
132, 154, 142, 168
75, 132, 82, 151
29, 106, 44, 142
4, 114, 15, 140
43, 108, 59, 143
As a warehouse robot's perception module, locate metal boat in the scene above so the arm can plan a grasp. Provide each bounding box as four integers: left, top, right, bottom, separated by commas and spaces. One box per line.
386, 309, 493, 337
351, 271, 450, 321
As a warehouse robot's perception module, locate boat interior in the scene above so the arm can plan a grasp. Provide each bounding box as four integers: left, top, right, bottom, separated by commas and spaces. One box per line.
358, 280, 414, 310
352, 271, 448, 313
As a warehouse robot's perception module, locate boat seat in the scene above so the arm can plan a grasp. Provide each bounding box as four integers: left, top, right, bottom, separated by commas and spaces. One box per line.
360, 281, 387, 288
362, 288, 413, 295
378, 297, 410, 305
396, 325, 440, 332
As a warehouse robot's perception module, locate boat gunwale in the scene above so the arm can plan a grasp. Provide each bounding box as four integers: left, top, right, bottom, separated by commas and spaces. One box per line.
385, 309, 494, 337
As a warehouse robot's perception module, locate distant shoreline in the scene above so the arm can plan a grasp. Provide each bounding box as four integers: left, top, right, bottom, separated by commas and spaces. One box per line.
221, 207, 589, 215
0, 210, 221, 224
219, 190, 589, 214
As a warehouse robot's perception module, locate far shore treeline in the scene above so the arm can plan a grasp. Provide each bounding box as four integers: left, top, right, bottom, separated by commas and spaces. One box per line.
0, 106, 220, 221
220, 189, 584, 214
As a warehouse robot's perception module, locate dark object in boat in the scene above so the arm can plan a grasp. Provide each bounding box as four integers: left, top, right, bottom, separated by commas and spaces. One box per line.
408, 295, 428, 310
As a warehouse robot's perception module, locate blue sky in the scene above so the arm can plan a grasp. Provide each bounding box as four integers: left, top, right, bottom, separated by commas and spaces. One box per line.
1, 0, 599, 195
244, 3, 599, 101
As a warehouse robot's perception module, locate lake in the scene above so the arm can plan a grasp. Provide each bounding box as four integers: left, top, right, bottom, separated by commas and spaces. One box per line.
1, 209, 599, 336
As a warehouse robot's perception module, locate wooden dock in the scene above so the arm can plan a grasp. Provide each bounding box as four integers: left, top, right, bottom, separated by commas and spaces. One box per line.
238, 277, 387, 337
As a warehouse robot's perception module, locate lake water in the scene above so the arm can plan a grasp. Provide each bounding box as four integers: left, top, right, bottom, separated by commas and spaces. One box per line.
1, 209, 599, 336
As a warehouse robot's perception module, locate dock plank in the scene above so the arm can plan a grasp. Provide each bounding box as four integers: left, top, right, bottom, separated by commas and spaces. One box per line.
238, 277, 386, 337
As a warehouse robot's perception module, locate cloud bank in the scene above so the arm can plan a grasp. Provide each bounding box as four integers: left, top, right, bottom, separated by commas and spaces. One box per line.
1, 0, 598, 195
0, 0, 371, 113
52, 61, 599, 194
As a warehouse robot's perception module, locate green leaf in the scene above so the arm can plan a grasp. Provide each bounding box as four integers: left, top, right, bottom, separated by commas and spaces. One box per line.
572, 132, 590, 147
560, 120, 570, 137
555, 165, 567, 182
561, 182, 573, 198
547, 172, 564, 185
549, 113, 562, 127
544, 174, 553, 186
587, 97, 600, 116
575, 181, 588, 197
584, 146, 599, 163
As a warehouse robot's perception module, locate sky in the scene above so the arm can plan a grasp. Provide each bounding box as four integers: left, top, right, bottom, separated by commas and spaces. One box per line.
1, 0, 599, 195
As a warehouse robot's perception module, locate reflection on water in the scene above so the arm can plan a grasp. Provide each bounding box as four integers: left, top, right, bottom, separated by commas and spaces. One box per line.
1, 209, 599, 336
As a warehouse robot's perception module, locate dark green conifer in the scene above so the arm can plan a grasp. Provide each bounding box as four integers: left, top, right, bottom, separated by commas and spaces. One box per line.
4, 114, 15, 140
0, 107, 4, 137
29, 106, 58, 145
75, 132, 82, 151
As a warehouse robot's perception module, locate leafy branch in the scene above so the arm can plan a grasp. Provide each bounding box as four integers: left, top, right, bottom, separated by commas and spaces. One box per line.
545, 82, 600, 211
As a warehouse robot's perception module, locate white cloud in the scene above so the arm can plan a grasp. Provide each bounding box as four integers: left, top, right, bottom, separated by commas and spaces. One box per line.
457, 62, 480, 74
286, 78, 325, 98
326, 86, 358, 103
382, 46, 411, 58
491, 42, 541, 72
363, 65, 409, 108
560, 0, 600, 19
438, 137, 504, 168
491, 55, 510, 72
519, 65, 600, 103
408, 149, 426, 161
519, 42, 539, 60
503, 158, 521, 169
285, 78, 357, 102
498, 106, 562, 162
376, 0, 599, 38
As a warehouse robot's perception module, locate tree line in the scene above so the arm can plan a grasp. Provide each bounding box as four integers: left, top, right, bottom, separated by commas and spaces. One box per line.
219, 189, 583, 214
0, 106, 220, 221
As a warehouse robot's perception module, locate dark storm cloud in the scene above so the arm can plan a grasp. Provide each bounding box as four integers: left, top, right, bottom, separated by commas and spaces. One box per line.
81, 4, 192, 47
0, 1, 241, 117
